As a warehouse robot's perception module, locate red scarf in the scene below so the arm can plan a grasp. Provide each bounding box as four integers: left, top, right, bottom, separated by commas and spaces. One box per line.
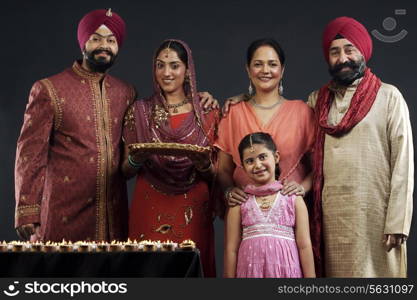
311, 68, 381, 276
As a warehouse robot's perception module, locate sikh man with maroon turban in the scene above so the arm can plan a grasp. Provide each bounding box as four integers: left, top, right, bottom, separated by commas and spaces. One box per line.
14, 9, 135, 242
308, 16, 413, 277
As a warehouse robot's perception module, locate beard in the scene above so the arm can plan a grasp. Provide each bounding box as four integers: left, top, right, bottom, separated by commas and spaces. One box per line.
328, 56, 366, 86
84, 49, 117, 73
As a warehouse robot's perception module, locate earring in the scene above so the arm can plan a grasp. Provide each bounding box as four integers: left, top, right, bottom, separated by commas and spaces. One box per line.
248, 80, 254, 96
278, 80, 284, 95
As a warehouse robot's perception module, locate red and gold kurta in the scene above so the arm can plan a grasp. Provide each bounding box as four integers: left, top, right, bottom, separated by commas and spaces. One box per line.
15, 61, 135, 242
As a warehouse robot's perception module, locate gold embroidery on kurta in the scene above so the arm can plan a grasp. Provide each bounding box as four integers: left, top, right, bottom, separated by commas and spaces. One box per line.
184, 207, 193, 225
40, 79, 62, 130
89, 77, 105, 241
72, 62, 103, 81
17, 204, 40, 217
123, 105, 135, 131
101, 78, 114, 239
153, 104, 169, 128
155, 224, 172, 234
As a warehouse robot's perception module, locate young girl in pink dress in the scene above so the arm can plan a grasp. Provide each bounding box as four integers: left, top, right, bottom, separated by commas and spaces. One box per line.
224, 132, 315, 278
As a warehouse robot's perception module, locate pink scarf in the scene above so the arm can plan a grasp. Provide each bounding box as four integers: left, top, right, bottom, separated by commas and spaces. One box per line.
244, 180, 283, 196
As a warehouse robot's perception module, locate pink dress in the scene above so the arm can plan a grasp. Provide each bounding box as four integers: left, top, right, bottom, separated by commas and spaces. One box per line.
237, 192, 302, 278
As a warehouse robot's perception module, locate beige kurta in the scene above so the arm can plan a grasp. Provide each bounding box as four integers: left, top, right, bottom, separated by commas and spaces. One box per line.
308, 79, 413, 277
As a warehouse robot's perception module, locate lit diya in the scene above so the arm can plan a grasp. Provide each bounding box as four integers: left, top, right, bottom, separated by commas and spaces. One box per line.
123, 239, 138, 252
74, 241, 90, 252
179, 239, 196, 251
161, 240, 177, 252
58, 240, 73, 252
29, 241, 43, 252
0, 241, 9, 252
42, 241, 58, 252
10, 241, 26, 252
139, 240, 157, 252
95, 241, 109, 252
108, 241, 123, 252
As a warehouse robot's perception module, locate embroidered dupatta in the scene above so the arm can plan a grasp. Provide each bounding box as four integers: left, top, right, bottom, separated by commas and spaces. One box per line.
133, 39, 218, 195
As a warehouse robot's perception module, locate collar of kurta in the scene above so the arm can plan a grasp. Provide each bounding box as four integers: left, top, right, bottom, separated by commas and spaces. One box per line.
72, 61, 106, 81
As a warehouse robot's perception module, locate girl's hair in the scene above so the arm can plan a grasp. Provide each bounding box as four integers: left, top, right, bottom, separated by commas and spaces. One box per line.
155, 40, 188, 67
238, 132, 281, 179
246, 38, 286, 66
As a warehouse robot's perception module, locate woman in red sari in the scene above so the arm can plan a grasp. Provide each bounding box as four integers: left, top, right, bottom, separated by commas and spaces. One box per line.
122, 40, 219, 277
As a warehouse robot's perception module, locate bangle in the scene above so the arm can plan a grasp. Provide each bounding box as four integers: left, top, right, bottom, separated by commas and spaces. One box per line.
128, 155, 142, 169
195, 161, 212, 173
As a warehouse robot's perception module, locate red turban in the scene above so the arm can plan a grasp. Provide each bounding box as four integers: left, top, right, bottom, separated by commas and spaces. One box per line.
322, 16, 372, 63
77, 9, 126, 50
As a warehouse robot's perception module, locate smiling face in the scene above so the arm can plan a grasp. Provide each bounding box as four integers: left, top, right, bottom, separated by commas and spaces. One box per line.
155, 48, 187, 96
83, 25, 119, 73
242, 143, 279, 186
328, 38, 366, 86
247, 46, 283, 94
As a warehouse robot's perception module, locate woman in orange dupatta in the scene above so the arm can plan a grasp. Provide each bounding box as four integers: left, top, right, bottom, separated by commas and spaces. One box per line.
122, 40, 220, 277
216, 38, 316, 206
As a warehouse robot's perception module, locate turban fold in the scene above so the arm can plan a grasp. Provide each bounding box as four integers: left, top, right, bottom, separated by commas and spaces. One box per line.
77, 9, 126, 50
322, 16, 372, 62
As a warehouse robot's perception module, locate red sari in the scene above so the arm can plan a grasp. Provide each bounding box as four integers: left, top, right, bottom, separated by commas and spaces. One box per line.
123, 40, 219, 277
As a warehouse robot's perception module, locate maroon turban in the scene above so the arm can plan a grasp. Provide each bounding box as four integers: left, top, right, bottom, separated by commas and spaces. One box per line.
77, 9, 126, 50
322, 16, 372, 63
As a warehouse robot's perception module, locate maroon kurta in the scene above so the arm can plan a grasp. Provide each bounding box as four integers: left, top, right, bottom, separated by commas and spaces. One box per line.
15, 61, 135, 242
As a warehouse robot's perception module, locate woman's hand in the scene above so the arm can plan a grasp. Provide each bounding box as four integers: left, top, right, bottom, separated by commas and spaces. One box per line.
222, 94, 246, 115
198, 92, 219, 112
281, 179, 305, 196
225, 186, 248, 207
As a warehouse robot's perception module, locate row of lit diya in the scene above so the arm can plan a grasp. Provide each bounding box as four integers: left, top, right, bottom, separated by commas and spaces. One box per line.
0, 239, 196, 253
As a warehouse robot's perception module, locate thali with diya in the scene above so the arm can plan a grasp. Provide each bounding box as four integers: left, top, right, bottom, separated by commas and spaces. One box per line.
128, 142, 211, 157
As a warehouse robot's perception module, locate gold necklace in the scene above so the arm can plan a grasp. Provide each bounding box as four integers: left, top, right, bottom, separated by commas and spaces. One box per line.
166, 98, 189, 113
256, 195, 273, 210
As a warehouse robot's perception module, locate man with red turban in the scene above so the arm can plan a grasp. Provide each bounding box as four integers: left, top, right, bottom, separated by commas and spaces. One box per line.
308, 16, 413, 277
14, 9, 135, 242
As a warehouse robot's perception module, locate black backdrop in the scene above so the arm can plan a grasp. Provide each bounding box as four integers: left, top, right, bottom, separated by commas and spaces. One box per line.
1, 0, 416, 277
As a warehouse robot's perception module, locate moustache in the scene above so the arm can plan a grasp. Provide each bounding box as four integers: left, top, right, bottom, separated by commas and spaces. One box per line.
92, 49, 114, 57
331, 60, 360, 73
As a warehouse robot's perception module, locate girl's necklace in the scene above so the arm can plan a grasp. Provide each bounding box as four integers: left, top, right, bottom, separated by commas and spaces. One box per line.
257, 195, 274, 210
166, 98, 189, 113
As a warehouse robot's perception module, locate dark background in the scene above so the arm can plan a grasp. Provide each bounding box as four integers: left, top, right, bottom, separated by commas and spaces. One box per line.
1, 0, 416, 277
